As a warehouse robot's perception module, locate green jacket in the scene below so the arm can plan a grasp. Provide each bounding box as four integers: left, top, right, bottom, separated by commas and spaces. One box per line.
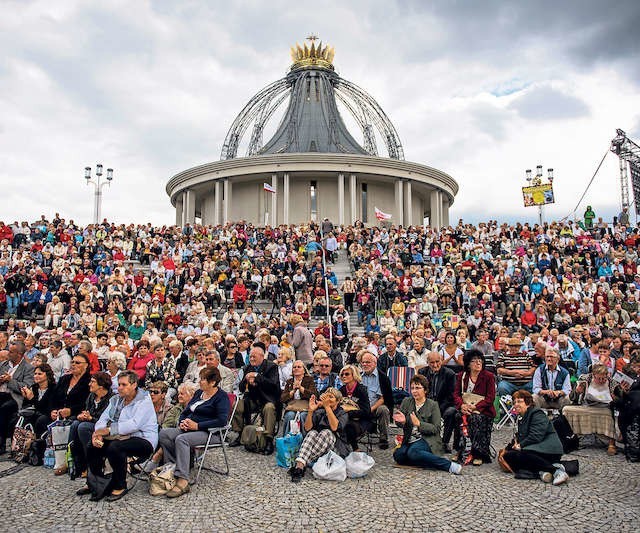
399, 397, 444, 456
517, 407, 563, 456
162, 404, 184, 429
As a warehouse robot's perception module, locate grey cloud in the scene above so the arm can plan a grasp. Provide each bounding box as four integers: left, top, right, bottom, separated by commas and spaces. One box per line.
509, 86, 589, 120
470, 104, 513, 141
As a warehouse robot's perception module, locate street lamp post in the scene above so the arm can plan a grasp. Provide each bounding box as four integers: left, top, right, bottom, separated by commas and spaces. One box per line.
84, 164, 114, 224
525, 165, 554, 226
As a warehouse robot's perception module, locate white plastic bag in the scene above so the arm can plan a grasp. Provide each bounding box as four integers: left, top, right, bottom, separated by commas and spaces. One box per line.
50, 422, 72, 470
345, 451, 375, 478
289, 412, 301, 435
312, 450, 346, 482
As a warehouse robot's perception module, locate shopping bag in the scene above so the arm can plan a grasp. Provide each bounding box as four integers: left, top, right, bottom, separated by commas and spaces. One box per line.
275, 432, 303, 469
11, 416, 35, 463
49, 420, 72, 470
289, 412, 301, 435
312, 450, 347, 481
345, 451, 375, 478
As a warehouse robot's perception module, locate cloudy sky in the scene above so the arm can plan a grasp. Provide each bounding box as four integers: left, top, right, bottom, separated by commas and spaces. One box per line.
1, 0, 640, 226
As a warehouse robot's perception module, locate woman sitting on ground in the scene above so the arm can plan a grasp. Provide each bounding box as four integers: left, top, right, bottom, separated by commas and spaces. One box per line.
393, 374, 462, 475
289, 387, 348, 482
452, 349, 496, 466
158, 367, 230, 498
501, 390, 568, 485
78, 370, 158, 502
563, 363, 621, 455
280, 360, 317, 436
338, 364, 372, 452
68, 371, 113, 479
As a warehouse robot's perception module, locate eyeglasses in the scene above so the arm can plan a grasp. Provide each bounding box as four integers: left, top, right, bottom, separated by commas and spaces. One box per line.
319, 364, 331, 367
149, 389, 162, 394
71, 360, 87, 365
340, 372, 351, 376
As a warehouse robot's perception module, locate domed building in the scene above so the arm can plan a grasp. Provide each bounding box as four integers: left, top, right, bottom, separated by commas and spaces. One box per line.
167, 37, 458, 227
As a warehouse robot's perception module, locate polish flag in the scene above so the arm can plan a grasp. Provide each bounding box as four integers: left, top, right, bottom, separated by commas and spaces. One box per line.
375, 207, 392, 220
263, 183, 276, 193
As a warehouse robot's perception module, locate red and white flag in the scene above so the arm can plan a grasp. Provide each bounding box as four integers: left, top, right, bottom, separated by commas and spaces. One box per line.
375, 207, 392, 220
263, 182, 276, 193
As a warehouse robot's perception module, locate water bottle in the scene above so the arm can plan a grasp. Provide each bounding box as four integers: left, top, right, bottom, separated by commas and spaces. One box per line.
44, 448, 55, 469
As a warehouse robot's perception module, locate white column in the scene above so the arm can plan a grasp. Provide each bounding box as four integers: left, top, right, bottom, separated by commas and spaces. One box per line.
338, 173, 345, 226
223, 179, 230, 223
214, 180, 221, 225
201, 193, 216, 226
395, 180, 404, 225
442, 195, 450, 228
283, 173, 290, 225
430, 189, 441, 229
271, 174, 278, 227
404, 180, 413, 227
183, 190, 196, 225
349, 174, 357, 222
175, 196, 183, 227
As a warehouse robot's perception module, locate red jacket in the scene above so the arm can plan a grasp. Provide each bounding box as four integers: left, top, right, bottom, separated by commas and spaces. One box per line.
232, 283, 248, 303
453, 370, 496, 418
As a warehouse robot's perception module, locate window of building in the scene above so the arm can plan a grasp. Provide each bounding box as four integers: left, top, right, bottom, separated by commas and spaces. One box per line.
361, 183, 368, 223
310, 181, 318, 221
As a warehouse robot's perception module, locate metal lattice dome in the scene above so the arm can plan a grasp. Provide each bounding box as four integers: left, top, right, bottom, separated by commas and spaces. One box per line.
220, 37, 404, 160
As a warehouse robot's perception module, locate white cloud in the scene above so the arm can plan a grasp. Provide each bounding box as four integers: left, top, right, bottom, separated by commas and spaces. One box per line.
1, 0, 639, 225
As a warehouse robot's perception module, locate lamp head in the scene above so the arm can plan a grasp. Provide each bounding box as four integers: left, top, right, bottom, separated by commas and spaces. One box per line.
106, 168, 113, 181
96, 164, 103, 177
84, 167, 91, 180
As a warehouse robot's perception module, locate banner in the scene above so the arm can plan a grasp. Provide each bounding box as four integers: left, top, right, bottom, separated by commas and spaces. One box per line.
374, 207, 392, 220
522, 184, 555, 207
630, 161, 640, 215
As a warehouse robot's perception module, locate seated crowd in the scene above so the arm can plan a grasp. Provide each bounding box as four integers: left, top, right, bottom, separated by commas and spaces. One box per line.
0, 214, 639, 499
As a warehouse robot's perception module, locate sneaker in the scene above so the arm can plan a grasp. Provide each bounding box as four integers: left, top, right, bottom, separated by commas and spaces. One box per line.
449, 462, 462, 475
539, 471, 553, 483
472, 458, 483, 466
552, 469, 569, 486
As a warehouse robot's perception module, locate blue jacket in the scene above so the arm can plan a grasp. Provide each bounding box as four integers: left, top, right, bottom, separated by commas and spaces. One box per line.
95, 389, 158, 448
577, 348, 595, 377
179, 388, 230, 431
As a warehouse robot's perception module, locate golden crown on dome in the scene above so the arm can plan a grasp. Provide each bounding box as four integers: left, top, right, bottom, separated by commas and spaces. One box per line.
290, 35, 335, 71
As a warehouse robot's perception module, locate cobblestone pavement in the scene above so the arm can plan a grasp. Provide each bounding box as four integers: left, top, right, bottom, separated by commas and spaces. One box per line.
1, 428, 637, 533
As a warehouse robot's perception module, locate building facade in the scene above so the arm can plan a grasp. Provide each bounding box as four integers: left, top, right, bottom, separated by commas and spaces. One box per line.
167, 38, 458, 227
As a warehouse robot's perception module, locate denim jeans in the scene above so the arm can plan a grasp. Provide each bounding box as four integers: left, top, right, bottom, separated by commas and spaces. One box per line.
393, 438, 451, 471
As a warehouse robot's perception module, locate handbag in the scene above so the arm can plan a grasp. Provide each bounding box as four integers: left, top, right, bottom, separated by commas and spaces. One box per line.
149, 463, 176, 496
312, 450, 347, 482
345, 451, 375, 478
11, 416, 35, 464
497, 448, 513, 473
462, 392, 485, 407
275, 432, 303, 469
87, 470, 112, 500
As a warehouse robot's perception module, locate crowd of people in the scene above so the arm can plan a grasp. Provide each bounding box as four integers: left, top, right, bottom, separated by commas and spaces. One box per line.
0, 213, 639, 499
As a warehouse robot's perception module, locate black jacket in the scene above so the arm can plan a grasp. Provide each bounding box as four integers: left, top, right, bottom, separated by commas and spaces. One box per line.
51, 372, 91, 417
22, 384, 55, 418
239, 359, 281, 407
339, 382, 372, 425
84, 391, 114, 421
419, 366, 456, 412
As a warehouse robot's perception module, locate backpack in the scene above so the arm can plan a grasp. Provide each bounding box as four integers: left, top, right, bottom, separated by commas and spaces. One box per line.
241, 425, 266, 454
552, 413, 579, 454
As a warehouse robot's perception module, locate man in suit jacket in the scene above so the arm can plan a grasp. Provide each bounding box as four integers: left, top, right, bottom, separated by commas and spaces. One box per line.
419, 351, 457, 451
0, 340, 35, 453
360, 351, 394, 449
332, 315, 349, 351
231, 344, 280, 455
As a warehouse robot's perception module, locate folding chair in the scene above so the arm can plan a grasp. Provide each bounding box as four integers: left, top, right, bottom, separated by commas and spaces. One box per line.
127, 453, 155, 491
193, 392, 238, 484
495, 395, 518, 429
387, 366, 415, 405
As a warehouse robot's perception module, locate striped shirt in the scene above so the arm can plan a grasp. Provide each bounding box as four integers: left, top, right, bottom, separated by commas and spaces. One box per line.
496, 352, 535, 385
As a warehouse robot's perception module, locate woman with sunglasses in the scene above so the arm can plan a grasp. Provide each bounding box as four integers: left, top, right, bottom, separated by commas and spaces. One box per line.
338, 364, 372, 452
148, 381, 172, 427
222, 339, 244, 369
